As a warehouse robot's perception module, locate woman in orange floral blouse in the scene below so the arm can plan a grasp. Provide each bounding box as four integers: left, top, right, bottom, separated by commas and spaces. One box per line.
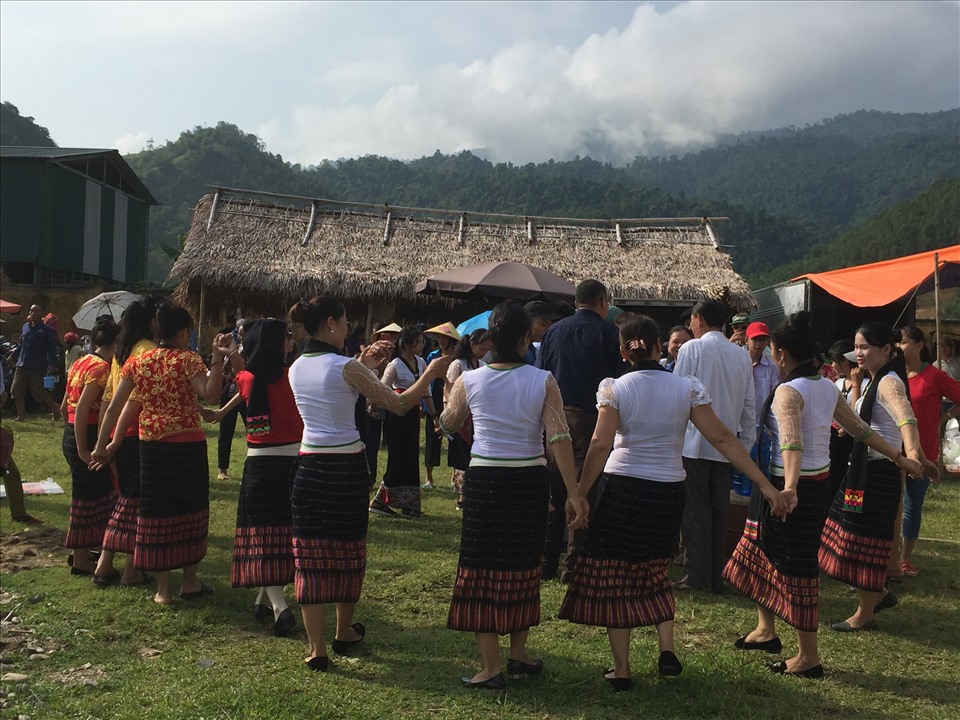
92, 305, 237, 605
61, 317, 120, 577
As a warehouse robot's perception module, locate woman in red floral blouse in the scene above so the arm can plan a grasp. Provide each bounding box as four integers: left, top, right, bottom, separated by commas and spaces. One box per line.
92, 305, 237, 605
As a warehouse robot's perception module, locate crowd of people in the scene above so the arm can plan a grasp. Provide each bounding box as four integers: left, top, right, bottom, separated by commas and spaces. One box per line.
1, 279, 953, 691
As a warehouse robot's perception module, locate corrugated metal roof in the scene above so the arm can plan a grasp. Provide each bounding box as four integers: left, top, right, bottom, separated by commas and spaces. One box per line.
0, 146, 158, 205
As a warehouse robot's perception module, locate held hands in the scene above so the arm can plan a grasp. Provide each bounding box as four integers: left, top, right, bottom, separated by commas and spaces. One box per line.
759, 482, 792, 519
211, 333, 236, 361
359, 340, 393, 370
88, 443, 112, 471
565, 494, 590, 530
920, 457, 940, 483
199, 407, 220, 423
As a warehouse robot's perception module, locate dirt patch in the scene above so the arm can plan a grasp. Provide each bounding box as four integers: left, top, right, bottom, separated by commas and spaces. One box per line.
0, 528, 67, 574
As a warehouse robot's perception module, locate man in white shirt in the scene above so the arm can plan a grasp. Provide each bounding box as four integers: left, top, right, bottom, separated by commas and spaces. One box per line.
675, 300, 756, 593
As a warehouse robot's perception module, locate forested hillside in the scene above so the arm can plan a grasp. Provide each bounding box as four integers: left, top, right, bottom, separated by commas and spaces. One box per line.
0, 102, 56, 147
2, 104, 957, 287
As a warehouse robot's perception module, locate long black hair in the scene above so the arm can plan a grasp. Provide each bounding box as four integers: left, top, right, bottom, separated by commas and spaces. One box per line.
486, 302, 531, 364
453, 329, 488, 366
116, 294, 161, 366
288, 296, 345, 336
771, 311, 817, 363
392, 326, 423, 360
857, 321, 910, 400
898, 325, 932, 364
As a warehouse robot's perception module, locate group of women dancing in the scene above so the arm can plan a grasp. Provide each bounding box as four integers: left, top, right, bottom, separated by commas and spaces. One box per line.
58, 294, 943, 690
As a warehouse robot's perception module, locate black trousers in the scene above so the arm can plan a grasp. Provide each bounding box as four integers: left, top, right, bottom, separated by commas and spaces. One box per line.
680, 457, 731, 592
217, 387, 246, 471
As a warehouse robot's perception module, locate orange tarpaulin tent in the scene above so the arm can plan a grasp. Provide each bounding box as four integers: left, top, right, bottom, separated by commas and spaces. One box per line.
793, 245, 960, 308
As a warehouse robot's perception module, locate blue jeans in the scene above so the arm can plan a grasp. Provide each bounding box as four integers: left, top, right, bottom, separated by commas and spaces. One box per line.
902, 476, 931, 540
731, 426, 770, 495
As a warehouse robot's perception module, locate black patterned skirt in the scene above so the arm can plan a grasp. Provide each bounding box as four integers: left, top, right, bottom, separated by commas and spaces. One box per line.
232, 449, 296, 588
291, 452, 369, 604
102, 436, 141, 554
723, 472, 832, 632
372, 407, 422, 511
448, 465, 549, 635
63, 423, 117, 549
819, 458, 902, 592
134, 440, 209, 571
559, 475, 684, 629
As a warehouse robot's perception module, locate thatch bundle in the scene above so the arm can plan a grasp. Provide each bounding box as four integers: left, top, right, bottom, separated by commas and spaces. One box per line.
169, 189, 754, 322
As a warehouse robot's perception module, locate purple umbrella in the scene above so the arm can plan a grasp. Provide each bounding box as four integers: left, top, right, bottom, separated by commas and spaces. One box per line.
415, 261, 575, 303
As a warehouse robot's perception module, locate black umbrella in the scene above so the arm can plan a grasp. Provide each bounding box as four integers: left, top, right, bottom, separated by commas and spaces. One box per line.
415, 261, 575, 303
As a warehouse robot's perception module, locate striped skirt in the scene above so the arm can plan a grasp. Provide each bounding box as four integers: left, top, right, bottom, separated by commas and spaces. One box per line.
559, 475, 684, 629
134, 440, 209, 572
232, 449, 296, 588
62, 423, 117, 549
819, 458, 902, 592
723, 472, 832, 632
448, 466, 549, 635
102, 436, 141, 554
291, 452, 369, 604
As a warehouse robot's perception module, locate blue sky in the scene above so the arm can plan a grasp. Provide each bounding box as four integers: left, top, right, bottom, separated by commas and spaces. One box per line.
1, 1, 957, 164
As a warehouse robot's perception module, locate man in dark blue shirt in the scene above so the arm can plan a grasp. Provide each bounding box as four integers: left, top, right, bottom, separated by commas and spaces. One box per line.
12, 304, 62, 421
536, 279, 624, 580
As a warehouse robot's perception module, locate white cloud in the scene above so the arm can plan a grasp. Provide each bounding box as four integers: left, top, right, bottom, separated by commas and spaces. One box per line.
259, 1, 960, 164
113, 131, 152, 155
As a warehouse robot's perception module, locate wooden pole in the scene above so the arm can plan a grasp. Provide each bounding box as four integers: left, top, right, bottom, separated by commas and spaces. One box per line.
198, 284, 206, 354
935, 252, 941, 362
365, 301, 374, 344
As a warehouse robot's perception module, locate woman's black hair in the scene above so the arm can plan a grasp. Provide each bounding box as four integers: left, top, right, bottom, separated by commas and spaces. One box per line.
91, 317, 120, 349
156, 304, 193, 342
856, 320, 910, 394
771, 311, 818, 363
392, 326, 422, 360
828, 338, 854, 364
453, 329, 489, 364
898, 325, 932, 363
116, 294, 161, 366
487, 302, 531, 363
617, 313, 660, 364
668, 324, 693, 339
287, 296, 345, 336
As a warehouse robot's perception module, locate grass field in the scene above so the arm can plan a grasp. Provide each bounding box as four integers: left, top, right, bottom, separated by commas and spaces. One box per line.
1, 415, 959, 720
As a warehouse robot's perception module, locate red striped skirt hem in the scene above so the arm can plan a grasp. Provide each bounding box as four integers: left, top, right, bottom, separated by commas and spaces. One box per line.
232, 525, 295, 588
65, 491, 118, 549
818, 518, 891, 592
723, 536, 819, 632
293, 536, 365, 604
133, 509, 208, 571
101, 496, 140, 554
559, 557, 674, 628
447, 566, 541, 635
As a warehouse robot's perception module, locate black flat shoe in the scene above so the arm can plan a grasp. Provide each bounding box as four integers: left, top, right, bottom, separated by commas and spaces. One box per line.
92, 569, 121, 587
769, 660, 824, 679
734, 635, 782, 653
252, 603, 273, 621
874, 590, 898, 614
273, 608, 296, 637
658, 651, 683, 677
603, 668, 633, 692
331, 623, 366, 655
70, 566, 95, 576
830, 619, 876, 632
306, 656, 329, 672
507, 658, 544, 679
460, 673, 505, 690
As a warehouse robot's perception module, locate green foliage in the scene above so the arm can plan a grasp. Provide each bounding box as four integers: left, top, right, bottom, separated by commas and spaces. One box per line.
0, 101, 57, 147
753, 177, 960, 287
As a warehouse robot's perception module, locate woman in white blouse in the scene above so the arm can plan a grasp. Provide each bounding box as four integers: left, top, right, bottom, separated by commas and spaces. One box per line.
558, 313, 790, 692
440, 302, 588, 690
819, 322, 936, 633
287, 297, 449, 672
369, 327, 434, 518
724, 313, 922, 679
444, 329, 491, 510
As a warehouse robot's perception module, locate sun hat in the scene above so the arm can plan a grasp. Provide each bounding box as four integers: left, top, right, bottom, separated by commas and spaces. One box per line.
745, 322, 771, 339
371, 322, 402, 340
843, 350, 857, 362
425, 321, 461, 342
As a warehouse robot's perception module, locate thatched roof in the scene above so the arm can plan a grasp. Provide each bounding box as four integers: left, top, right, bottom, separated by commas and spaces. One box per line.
169, 188, 754, 318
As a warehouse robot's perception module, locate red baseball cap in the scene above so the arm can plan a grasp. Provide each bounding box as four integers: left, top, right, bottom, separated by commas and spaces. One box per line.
745, 321, 771, 339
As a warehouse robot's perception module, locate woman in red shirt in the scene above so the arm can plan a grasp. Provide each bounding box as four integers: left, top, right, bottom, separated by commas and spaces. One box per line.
896, 326, 960, 576
92, 305, 235, 605
209, 319, 303, 636
61, 318, 120, 577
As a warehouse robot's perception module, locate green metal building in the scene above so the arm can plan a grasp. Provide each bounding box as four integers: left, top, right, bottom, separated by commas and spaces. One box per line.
0, 147, 158, 286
